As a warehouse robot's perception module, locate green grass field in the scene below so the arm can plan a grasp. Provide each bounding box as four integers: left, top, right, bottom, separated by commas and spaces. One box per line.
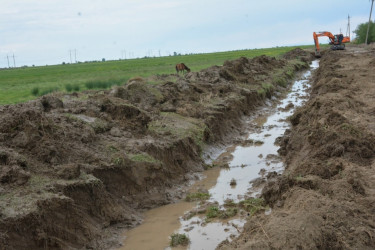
0, 45, 314, 105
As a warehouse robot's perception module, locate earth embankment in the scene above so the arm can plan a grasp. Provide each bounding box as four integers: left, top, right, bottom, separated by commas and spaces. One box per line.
219, 46, 375, 249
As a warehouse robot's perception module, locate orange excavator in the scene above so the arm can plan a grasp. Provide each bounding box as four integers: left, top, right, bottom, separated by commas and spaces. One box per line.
313, 31, 350, 57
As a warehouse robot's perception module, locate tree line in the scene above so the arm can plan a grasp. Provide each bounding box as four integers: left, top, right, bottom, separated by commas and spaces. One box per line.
354, 21, 375, 44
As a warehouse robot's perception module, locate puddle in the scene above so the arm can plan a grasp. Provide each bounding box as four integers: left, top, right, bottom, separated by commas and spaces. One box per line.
119, 60, 319, 250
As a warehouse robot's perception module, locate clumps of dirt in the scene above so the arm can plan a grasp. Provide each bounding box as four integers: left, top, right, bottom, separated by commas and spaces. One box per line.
282, 48, 315, 62
220, 55, 286, 83
0, 49, 312, 249
220, 48, 375, 250
40, 95, 64, 111
0, 149, 30, 186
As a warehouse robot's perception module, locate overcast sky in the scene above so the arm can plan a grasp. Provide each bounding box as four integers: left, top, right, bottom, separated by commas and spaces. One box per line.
0, 0, 371, 67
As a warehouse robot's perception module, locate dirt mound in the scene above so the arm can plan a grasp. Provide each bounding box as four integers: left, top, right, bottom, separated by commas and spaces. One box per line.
220, 48, 375, 249
282, 48, 315, 62
0, 51, 311, 249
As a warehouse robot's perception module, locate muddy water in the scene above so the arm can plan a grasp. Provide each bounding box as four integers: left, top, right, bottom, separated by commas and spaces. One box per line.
119, 60, 319, 250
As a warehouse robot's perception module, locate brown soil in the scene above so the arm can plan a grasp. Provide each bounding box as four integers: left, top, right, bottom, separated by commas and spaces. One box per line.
0, 49, 313, 249
219, 46, 375, 249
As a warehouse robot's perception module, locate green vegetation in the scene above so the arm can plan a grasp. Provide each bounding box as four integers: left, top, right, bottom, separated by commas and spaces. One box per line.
84, 78, 124, 89
271, 59, 308, 88
0, 45, 314, 105
206, 206, 220, 219
65, 83, 80, 92
128, 153, 161, 164
257, 82, 274, 98
170, 233, 190, 247
354, 21, 375, 44
185, 192, 211, 202
239, 198, 265, 216
205, 206, 238, 221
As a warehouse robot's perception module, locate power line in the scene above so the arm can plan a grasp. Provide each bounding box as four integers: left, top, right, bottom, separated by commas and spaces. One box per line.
69, 49, 77, 63
346, 15, 351, 39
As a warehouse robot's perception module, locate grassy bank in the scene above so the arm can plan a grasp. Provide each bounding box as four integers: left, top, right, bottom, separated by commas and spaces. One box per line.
0, 45, 314, 105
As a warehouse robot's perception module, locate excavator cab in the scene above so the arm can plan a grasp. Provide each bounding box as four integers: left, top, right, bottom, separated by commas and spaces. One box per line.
330, 34, 345, 50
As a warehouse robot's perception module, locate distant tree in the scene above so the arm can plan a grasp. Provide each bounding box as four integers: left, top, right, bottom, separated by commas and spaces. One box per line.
173, 52, 177, 56
354, 21, 375, 44
102, 58, 106, 62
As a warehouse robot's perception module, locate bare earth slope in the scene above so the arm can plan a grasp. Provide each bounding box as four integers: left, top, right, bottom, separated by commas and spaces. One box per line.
0, 50, 313, 249
219, 47, 375, 249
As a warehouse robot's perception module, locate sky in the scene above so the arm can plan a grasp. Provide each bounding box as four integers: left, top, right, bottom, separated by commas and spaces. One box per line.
0, 0, 372, 67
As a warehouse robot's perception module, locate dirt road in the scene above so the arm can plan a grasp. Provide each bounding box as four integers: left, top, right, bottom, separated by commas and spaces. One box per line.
219, 46, 375, 249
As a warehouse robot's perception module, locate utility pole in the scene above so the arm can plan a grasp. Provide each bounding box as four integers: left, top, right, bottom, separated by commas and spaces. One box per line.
12, 53, 16, 67
69, 49, 77, 63
365, 0, 374, 45
346, 15, 351, 40
6, 55, 10, 68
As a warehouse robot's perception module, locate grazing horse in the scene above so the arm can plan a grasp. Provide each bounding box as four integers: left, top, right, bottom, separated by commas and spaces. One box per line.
175, 63, 191, 74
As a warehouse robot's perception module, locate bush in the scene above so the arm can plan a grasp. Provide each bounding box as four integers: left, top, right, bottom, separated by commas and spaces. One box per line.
72, 84, 80, 91
65, 84, 73, 92
31, 87, 39, 96
40, 87, 59, 96
84, 79, 124, 90
65, 83, 80, 92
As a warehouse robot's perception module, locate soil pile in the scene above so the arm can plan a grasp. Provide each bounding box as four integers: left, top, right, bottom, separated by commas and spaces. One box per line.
219, 47, 375, 249
0, 49, 312, 249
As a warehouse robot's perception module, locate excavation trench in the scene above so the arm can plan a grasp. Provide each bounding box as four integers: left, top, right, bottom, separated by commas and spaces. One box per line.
119, 60, 319, 250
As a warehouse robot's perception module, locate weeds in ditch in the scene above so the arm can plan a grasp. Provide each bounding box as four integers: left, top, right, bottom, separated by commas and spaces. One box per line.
220, 207, 238, 219
170, 233, 190, 247
205, 205, 238, 222
185, 192, 210, 202
239, 198, 265, 216
206, 206, 219, 219
224, 199, 237, 207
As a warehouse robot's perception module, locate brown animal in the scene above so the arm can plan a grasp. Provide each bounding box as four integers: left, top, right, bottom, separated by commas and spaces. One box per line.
175, 63, 191, 74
